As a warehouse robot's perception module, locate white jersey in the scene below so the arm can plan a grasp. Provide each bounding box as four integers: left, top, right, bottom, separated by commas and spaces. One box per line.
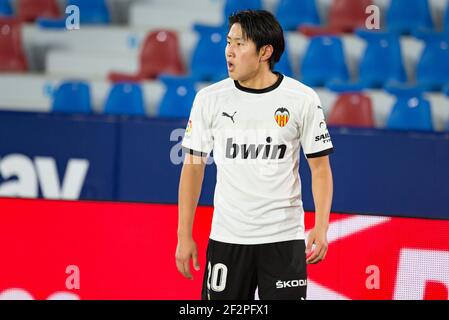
182, 73, 333, 244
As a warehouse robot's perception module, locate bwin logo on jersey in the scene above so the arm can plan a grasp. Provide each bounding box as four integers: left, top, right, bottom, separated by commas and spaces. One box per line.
276, 279, 307, 289
225, 137, 287, 159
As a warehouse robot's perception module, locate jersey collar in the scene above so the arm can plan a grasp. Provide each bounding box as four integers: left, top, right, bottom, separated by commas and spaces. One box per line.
234, 72, 284, 94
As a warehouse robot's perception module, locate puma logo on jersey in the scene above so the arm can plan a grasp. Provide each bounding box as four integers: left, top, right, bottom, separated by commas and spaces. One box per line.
225, 137, 287, 159
222, 111, 237, 123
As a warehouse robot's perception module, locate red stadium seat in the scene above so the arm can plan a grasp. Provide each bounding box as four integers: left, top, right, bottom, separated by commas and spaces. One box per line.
328, 93, 374, 128
109, 30, 185, 82
18, 0, 60, 23
0, 18, 27, 72
299, 0, 373, 36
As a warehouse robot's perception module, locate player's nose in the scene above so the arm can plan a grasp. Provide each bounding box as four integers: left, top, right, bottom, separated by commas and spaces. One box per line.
226, 45, 235, 58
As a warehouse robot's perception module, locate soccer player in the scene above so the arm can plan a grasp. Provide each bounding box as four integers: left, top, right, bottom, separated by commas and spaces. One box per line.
175, 10, 333, 300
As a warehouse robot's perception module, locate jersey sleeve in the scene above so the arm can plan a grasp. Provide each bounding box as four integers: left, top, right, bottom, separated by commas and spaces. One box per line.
181, 92, 214, 157
300, 92, 334, 158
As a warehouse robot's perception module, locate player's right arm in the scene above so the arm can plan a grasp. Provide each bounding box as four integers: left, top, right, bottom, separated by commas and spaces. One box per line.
175, 152, 207, 280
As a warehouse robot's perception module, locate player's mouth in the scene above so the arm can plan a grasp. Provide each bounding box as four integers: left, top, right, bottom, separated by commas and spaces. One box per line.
227, 61, 235, 72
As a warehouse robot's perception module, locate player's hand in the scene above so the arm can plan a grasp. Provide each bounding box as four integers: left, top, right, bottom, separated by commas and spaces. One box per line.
175, 236, 200, 280
305, 226, 328, 264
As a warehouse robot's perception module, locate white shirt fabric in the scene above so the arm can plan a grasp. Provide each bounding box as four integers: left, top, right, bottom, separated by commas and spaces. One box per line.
182, 73, 333, 244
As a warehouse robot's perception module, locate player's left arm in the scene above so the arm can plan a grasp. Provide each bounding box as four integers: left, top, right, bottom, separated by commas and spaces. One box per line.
305, 155, 333, 264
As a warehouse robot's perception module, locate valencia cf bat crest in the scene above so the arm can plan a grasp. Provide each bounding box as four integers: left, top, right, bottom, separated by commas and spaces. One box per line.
274, 107, 290, 127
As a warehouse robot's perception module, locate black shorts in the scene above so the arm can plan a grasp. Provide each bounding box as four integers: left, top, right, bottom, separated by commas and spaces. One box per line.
201, 239, 307, 300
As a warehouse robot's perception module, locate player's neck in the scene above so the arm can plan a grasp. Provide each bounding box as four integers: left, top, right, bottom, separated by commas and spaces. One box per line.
237, 68, 279, 91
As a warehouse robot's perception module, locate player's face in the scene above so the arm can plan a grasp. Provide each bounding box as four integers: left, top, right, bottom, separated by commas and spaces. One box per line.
225, 23, 262, 81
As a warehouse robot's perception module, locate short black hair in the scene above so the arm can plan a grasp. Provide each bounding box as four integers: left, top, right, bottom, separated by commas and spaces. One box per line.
228, 10, 285, 70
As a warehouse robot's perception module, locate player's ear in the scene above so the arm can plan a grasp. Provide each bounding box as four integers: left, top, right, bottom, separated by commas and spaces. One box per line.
259, 45, 273, 63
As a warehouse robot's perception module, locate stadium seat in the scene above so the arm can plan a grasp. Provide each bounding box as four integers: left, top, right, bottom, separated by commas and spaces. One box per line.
191, 24, 228, 82
326, 82, 365, 92
52, 81, 92, 114
356, 30, 407, 88
386, 0, 433, 34
274, 41, 293, 78
224, 0, 262, 21
68, 0, 110, 24
444, 84, 449, 96
158, 75, 196, 118
38, 0, 110, 27
444, 84, 449, 131
0, 0, 12, 16
445, 4, 449, 31
17, 0, 60, 23
103, 83, 145, 116
416, 34, 449, 91
109, 30, 185, 83
328, 0, 373, 33
328, 93, 374, 128
300, 36, 349, 87
36, 17, 66, 28
385, 88, 433, 131
275, 0, 320, 31
0, 18, 27, 72
299, 0, 372, 36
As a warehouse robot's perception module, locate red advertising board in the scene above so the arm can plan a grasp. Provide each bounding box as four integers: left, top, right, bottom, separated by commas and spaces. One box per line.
0, 198, 448, 300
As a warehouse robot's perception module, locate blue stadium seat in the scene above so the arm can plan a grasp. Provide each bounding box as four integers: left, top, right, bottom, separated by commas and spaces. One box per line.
38, 0, 110, 27
52, 81, 92, 114
274, 41, 293, 77
416, 34, 449, 91
224, 0, 262, 20
445, 3, 449, 31
444, 84, 449, 96
191, 24, 228, 82
356, 30, 407, 88
386, 89, 433, 131
275, 0, 320, 31
0, 0, 12, 16
326, 82, 365, 92
444, 84, 449, 131
104, 83, 145, 116
386, 0, 433, 34
158, 75, 196, 118
68, 0, 110, 24
300, 36, 349, 87
36, 18, 66, 28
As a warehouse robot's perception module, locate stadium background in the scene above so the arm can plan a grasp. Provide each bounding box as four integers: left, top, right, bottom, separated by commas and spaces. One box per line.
0, 0, 449, 300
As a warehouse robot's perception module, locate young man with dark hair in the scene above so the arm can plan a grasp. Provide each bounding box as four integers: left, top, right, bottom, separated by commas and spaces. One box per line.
176, 10, 333, 300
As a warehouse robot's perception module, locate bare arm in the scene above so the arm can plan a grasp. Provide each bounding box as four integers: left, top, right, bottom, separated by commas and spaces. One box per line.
305, 155, 333, 264
175, 152, 207, 279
